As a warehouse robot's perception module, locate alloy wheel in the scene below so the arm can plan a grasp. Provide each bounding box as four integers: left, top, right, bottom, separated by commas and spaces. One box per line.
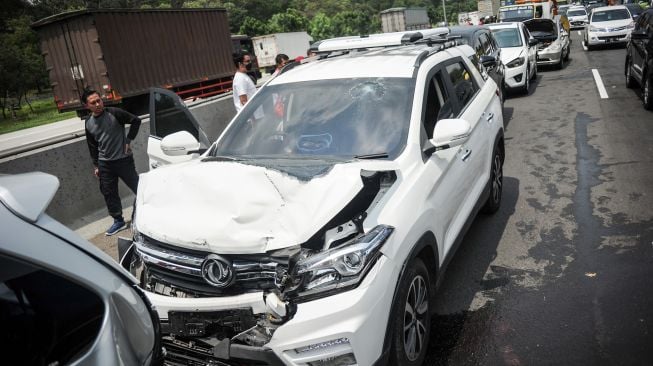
492, 154, 503, 205
403, 275, 428, 361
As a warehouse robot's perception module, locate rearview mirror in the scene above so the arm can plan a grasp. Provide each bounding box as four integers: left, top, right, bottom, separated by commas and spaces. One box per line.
161, 131, 200, 156
428, 118, 472, 152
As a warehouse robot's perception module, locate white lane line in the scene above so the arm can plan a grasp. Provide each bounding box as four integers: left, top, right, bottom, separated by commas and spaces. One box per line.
592, 69, 609, 99
578, 31, 581, 36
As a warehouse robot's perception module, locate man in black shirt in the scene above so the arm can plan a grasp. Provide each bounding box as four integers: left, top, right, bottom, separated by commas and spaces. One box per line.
82, 89, 141, 236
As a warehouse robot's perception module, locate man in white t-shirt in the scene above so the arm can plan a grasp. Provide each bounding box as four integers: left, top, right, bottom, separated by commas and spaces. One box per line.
232, 53, 257, 113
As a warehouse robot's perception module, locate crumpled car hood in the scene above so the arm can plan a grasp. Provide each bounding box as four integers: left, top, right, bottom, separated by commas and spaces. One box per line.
500, 47, 524, 65
136, 160, 387, 254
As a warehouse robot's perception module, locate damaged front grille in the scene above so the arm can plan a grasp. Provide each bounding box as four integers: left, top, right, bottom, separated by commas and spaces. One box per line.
133, 237, 285, 298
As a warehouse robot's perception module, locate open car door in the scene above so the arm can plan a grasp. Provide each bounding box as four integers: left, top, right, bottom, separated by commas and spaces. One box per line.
147, 88, 211, 169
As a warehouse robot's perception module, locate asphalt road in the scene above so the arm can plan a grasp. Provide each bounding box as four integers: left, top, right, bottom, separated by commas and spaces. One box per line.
426, 31, 653, 365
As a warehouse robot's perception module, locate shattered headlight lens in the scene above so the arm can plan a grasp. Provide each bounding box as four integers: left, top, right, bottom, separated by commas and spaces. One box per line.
288, 225, 394, 301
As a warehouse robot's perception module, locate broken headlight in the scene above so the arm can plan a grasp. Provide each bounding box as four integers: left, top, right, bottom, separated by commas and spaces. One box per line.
286, 225, 393, 301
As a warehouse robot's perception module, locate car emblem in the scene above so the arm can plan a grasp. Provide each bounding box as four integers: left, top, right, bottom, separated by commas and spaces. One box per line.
201, 254, 234, 288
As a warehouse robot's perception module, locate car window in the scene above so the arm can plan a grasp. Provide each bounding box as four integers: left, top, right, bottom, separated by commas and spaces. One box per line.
423, 71, 453, 138
445, 61, 479, 113
479, 33, 491, 55
1, 254, 104, 365
216, 78, 415, 159
152, 90, 201, 140
521, 25, 531, 44
492, 28, 523, 47
591, 9, 631, 22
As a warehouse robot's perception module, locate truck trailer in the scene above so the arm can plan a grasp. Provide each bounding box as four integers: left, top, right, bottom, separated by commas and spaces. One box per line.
251, 32, 312, 73
32, 9, 234, 117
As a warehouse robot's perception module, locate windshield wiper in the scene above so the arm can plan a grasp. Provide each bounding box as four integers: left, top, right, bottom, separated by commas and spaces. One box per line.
201, 155, 241, 162
354, 152, 389, 159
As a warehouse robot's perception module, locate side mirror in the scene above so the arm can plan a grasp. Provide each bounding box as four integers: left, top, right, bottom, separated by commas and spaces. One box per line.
161, 131, 200, 156
480, 55, 497, 68
425, 119, 472, 154
528, 38, 539, 46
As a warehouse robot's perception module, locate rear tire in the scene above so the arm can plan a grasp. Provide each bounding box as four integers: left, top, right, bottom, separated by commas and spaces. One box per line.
482, 145, 504, 214
389, 257, 431, 366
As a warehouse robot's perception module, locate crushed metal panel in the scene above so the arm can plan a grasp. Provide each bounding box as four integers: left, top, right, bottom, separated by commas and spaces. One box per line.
136, 162, 365, 254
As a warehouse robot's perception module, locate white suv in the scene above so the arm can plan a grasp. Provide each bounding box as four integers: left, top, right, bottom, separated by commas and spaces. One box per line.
124, 29, 505, 366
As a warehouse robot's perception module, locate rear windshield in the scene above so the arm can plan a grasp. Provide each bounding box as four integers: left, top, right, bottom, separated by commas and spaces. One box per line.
500, 7, 534, 21
491, 28, 523, 48
567, 9, 587, 16
591, 9, 631, 22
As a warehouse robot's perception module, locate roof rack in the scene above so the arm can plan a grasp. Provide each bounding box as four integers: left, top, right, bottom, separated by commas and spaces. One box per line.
310, 27, 450, 53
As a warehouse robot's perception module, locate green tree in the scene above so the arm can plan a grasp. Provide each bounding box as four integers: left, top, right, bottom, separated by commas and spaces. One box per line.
267, 8, 308, 33
332, 10, 376, 36
308, 12, 334, 41
0, 16, 48, 118
239, 15, 268, 36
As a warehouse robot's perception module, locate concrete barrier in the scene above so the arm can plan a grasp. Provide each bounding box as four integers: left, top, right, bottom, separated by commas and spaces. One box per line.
0, 94, 237, 228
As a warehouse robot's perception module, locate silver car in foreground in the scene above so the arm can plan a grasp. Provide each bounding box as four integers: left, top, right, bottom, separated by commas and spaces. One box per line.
0, 172, 163, 365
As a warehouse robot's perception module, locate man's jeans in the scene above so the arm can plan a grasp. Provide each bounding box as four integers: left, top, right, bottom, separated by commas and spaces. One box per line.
98, 156, 139, 219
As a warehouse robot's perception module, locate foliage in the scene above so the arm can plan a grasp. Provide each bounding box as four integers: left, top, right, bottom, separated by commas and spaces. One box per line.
267, 8, 308, 33
0, 97, 76, 134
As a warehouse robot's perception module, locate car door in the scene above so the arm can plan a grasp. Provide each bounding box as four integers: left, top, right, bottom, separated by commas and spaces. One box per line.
436, 57, 497, 253
147, 88, 211, 169
420, 65, 470, 255
521, 24, 537, 76
630, 12, 649, 80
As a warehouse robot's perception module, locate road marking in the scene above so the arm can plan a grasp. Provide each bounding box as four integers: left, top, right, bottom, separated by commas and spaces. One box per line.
578, 31, 582, 36
592, 69, 609, 99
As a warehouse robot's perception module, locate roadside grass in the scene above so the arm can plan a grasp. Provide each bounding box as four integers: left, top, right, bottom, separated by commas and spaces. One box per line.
0, 98, 76, 135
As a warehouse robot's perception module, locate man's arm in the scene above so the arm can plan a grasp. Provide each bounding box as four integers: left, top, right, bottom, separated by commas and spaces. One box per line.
109, 107, 141, 140
85, 127, 99, 176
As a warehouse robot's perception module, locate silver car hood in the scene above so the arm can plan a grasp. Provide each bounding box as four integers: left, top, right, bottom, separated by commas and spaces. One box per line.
136, 159, 387, 254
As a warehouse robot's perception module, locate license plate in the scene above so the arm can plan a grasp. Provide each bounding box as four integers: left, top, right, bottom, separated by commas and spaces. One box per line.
168, 309, 257, 337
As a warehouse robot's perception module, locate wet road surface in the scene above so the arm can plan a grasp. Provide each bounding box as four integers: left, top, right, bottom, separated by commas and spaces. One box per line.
426, 32, 653, 365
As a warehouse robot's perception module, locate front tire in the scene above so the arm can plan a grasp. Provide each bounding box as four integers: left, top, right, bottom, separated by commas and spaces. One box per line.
482, 146, 504, 214
389, 258, 431, 366
626, 58, 636, 89
644, 75, 653, 111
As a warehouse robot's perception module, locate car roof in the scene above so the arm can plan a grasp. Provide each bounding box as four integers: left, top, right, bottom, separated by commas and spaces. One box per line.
488, 22, 521, 29
569, 6, 587, 10
448, 25, 491, 36
592, 5, 628, 12
268, 44, 473, 84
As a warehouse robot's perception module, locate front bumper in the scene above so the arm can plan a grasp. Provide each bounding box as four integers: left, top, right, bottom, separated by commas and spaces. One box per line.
146, 255, 397, 366
569, 20, 587, 29
586, 29, 631, 46
504, 63, 528, 89
536, 47, 563, 65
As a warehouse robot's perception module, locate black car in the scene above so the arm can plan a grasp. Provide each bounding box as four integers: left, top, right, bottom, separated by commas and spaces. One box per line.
625, 8, 653, 110
624, 3, 644, 20
448, 26, 507, 102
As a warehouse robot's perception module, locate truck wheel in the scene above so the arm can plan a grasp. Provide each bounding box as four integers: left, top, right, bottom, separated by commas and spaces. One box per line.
389, 257, 431, 366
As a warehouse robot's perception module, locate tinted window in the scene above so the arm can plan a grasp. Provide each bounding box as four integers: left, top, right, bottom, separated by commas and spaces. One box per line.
152, 91, 200, 140
215, 78, 415, 159
1, 255, 104, 365
423, 71, 452, 138
591, 9, 631, 22
445, 62, 479, 110
567, 9, 587, 16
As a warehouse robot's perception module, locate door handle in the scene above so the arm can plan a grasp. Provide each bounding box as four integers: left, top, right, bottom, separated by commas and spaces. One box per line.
485, 112, 494, 122
461, 149, 472, 162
